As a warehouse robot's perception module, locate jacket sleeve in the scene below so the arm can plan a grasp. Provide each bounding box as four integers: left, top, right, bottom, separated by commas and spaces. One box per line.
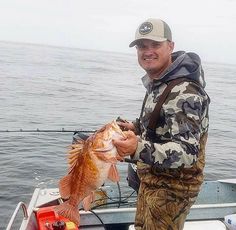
131, 85, 208, 169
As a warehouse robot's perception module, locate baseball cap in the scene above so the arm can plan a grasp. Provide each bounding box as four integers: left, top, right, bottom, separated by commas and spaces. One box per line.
129, 18, 172, 47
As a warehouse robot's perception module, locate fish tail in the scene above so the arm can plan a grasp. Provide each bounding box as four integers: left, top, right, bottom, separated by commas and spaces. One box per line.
54, 201, 80, 226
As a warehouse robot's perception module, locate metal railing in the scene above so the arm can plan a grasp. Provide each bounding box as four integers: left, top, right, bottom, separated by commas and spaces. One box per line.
6, 202, 28, 230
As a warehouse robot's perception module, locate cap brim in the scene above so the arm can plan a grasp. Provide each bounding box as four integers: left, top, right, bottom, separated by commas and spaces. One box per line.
129, 36, 167, 47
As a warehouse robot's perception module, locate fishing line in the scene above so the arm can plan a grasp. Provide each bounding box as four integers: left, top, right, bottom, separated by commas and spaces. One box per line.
91, 201, 132, 210
0, 129, 96, 133
78, 207, 107, 230
119, 190, 136, 202
87, 210, 107, 230
95, 182, 137, 204
91, 190, 137, 210
116, 182, 122, 208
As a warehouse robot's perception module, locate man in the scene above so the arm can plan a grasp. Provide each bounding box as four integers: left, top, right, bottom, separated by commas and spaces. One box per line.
113, 18, 210, 230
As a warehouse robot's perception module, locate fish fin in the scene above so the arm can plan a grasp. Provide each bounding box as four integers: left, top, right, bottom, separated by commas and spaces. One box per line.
68, 143, 84, 168
82, 192, 95, 211
54, 201, 80, 226
59, 174, 72, 199
108, 164, 120, 182
94, 152, 117, 163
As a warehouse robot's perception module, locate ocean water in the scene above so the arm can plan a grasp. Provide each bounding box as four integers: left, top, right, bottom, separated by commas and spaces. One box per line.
0, 41, 236, 229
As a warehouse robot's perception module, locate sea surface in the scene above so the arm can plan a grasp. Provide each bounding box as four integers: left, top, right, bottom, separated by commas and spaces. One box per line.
0, 41, 236, 229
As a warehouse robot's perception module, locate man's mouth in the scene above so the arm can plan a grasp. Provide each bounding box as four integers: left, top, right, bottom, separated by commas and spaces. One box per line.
144, 57, 157, 61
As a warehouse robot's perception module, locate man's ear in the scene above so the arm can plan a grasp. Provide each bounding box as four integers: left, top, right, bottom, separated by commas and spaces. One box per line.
169, 41, 175, 53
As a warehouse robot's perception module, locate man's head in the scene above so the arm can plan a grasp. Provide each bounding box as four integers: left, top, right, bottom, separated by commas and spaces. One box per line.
130, 18, 174, 79
129, 18, 172, 47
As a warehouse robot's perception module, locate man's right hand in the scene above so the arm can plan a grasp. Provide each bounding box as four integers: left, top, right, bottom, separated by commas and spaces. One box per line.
113, 130, 138, 158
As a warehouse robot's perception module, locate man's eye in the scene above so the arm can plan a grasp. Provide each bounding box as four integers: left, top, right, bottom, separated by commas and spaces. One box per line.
152, 43, 161, 48
137, 44, 145, 49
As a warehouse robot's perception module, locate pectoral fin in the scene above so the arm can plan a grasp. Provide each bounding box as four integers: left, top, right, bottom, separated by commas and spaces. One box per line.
108, 164, 120, 182
82, 192, 95, 211
95, 152, 117, 164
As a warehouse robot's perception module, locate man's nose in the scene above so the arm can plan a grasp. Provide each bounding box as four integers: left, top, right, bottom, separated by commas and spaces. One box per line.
142, 47, 156, 55
143, 45, 156, 52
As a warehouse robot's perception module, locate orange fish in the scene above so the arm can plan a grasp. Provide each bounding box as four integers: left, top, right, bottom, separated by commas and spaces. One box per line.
54, 120, 126, 225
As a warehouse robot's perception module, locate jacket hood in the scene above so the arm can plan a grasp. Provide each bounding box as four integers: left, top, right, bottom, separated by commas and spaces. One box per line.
157, 51, 206, 88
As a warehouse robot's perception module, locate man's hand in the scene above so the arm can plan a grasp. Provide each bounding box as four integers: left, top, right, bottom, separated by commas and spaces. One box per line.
117, 121, 135, 132
113, 130, 138, 160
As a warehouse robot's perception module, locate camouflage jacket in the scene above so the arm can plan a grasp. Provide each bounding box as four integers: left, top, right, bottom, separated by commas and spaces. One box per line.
132, 51, 210, 174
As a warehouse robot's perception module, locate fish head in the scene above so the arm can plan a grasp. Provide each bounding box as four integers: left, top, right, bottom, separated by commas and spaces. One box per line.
92, 120, 126, 153
99, 120, 125, 141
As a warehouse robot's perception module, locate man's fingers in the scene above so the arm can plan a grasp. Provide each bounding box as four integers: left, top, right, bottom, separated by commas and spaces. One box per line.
113, 132, 129, 143
117, 121, 135, 131
113, 138, 126, 146
123, 130, 135, 137
117, 121, 126, 126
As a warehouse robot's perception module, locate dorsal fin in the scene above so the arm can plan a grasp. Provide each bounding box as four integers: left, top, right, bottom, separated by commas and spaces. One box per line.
59, 174, 72, 199
67, 142, 84, 169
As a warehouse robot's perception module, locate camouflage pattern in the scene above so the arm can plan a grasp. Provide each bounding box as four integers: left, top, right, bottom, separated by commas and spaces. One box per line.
133, 81, 209, 168
131, 71, 210, 229
134, 132, 208, 230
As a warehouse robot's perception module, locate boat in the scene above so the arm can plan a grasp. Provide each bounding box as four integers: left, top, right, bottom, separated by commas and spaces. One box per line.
6, 179, 236, 230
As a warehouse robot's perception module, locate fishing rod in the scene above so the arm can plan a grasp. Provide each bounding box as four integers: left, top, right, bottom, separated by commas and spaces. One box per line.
0, 128, 138, 164
1, 118, 125, 133
0, 129, 96, 133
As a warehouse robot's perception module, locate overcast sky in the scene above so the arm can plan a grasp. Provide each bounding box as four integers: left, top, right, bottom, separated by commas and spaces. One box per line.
0, 0, 235, 64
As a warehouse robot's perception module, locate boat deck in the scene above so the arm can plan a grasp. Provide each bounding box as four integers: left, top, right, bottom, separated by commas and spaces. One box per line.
7, 179, 236, 230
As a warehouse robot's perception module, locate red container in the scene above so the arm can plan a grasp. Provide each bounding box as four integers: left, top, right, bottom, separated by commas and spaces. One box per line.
35, 206, 79, 230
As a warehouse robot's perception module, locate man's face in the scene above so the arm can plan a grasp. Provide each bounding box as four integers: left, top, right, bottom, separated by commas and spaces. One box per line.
136, 39, 174, 79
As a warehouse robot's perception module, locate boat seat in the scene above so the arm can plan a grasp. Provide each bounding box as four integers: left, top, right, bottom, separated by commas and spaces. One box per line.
128, 220, 227, 230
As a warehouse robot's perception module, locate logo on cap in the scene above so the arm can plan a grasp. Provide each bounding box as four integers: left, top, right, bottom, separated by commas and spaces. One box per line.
139, 22, 153, 35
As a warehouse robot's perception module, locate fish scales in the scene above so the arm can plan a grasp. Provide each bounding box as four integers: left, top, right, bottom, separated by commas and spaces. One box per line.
54, 120, 126, 226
